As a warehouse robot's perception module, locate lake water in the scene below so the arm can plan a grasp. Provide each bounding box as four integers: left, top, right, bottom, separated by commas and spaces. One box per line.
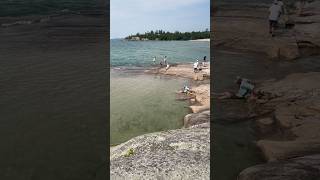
110, 40, 210, 145
111, 39, 210, 67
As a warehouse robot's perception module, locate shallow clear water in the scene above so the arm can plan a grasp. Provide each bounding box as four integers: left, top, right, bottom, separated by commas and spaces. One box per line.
110, 71, 190, 145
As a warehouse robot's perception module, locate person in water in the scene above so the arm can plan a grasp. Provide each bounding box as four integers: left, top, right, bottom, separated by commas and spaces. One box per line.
163, 56, 167, 65
153, 56, 156, 64
213, 76, 256, 100
269, 0, 283, 37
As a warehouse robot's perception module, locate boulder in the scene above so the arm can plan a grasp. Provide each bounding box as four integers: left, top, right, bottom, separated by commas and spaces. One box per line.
190, 105, 210, 113
257, 139, 320, 161
110, 126, 210, 180
184, 110, 210, 128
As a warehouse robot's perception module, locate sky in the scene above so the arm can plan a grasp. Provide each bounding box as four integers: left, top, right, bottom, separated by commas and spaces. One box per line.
110, 0, 210, 39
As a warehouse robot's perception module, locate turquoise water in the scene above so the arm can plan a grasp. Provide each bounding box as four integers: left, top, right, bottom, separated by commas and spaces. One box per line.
110, 40, 209, 145
111, 39, 210, 67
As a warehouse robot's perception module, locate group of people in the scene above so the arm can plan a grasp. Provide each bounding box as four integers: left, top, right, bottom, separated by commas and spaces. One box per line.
153, 56, 170, 70
268, 0, 285, 37
193, 56, 207, 73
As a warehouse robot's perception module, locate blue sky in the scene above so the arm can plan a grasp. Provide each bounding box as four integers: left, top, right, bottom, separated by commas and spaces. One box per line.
110, 0, 210, 39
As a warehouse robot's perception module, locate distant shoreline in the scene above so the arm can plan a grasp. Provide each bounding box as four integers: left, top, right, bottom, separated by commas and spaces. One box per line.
189, 38, 210, 42
111, 38, 210, 42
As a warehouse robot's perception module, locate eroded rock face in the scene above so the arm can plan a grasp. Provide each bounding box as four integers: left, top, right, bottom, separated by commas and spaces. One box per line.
190, 84, 210, 113
110, 125, 210, 180
238, 154, 320, 180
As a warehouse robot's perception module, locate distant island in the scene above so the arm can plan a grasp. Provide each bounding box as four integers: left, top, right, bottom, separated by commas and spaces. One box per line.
125, 29, 210, 41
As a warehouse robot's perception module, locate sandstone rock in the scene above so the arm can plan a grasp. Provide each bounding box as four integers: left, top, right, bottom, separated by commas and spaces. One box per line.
254, 72, 320, 161
184, 110, 210, 128
190, 105, 210, 113
255, 117, 274, 135
257, 139, 320, 161
267, 40, 300, 60
238, 154, 320, 180
110, 126, 210, 180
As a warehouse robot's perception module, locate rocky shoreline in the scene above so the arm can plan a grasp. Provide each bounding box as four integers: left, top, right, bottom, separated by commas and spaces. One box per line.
213, 1, 320, 60
213, 1, 320, 178
237, 72, 320, 179
110, 64, 210, 179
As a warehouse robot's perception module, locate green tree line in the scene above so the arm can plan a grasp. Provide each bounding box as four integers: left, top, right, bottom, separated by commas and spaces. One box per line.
125, 29, 210, 41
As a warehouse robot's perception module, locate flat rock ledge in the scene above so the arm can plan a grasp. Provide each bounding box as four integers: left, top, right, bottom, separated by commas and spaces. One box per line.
110, 124, 210, 180
145, 64, 210, 80
239, 72, 320, 179
253, 72, 320, 161
238, 154, 320, 180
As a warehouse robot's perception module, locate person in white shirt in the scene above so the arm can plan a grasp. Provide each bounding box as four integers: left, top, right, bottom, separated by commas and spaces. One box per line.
193, 61, 198, 72
269, 0, 283, 36
163, 56, 167, 65
152, 56, 156, 64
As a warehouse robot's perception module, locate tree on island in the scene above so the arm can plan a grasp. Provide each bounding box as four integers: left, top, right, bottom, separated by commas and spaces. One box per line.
125, 29, 210, 41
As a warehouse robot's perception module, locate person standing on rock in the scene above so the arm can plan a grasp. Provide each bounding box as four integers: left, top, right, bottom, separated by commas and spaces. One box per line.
193, 60, 199, 73
193, 59, 199, 73
269, 0, 283, 37
203, 56, 207, 67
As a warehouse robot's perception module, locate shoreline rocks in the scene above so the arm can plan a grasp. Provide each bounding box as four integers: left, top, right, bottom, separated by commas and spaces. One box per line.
213, 1, 320, 60
145, 63, 210, 80
110, 124, 210, 180
110, 63, 211, 179
239, 72, 320, 178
